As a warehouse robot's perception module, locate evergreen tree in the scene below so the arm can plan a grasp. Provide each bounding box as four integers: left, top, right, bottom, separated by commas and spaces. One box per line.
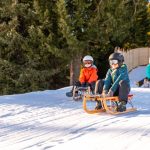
0, 0, 31, 94
127, 0, 150, 48
0, 0, 74, 94
60, 0, 95, 84
84, 0, 150, 78
0, 0, 150, 95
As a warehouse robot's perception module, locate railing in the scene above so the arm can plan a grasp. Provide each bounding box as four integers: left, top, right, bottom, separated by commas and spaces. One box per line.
116, 47, 150, 71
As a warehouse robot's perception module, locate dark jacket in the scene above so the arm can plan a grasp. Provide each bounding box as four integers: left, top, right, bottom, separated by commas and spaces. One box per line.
103, 64, 130, 93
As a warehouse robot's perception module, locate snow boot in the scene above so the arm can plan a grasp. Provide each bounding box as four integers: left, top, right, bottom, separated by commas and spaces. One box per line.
143, 78, 150, 88
95, 101, 102, 110
116, 101, 126, 112
66, 91, 73, 97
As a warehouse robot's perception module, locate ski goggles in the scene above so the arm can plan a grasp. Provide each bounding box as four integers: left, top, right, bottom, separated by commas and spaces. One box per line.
109, 59, 118, 65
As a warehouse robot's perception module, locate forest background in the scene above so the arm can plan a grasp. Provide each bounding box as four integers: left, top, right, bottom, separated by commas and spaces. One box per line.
0, 0, 150, 95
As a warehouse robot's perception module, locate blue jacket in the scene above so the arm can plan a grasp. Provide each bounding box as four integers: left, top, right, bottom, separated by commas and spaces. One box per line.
103, 64, 130, 93
146, 64, 150, 79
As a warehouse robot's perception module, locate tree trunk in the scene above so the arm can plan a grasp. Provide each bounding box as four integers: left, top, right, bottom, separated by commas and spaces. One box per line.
70, 54, 82, 85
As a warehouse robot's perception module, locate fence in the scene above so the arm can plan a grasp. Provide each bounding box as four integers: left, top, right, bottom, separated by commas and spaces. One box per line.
116, 47, 150, 71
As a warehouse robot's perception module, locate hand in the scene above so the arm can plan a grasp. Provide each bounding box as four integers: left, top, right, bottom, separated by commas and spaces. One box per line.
81, 82, 86, 87
102, 90, 108, 97
75, 81, 81, 87
102, 90, 113, 97
86, 82, 91, 87
107, 90, 114, 97
81, 82, 90, 87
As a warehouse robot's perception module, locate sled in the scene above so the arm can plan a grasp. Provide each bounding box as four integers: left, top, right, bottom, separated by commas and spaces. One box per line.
73, 86, 91, 101
136, 78, 144, 87
83, 94, 137, 115
136, 78, 150, 88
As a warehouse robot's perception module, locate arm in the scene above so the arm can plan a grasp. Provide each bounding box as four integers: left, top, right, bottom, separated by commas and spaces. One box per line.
110, 65, 129, 92
146, 64, 150, 79
103, 69, 112, 92
88, 68, 98, 83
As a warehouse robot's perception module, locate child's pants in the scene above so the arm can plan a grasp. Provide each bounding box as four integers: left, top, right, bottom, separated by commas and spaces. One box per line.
80, 81, 96, 92
97, 80, 130, 103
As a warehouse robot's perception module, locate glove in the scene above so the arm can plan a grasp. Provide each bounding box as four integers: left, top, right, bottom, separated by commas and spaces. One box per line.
81, 82, 86, 87
102, 90, 108, 97
102, 90, 113, 97
75, 81, 81, 87
107, 90, 114, 97
86, 82, 90, 87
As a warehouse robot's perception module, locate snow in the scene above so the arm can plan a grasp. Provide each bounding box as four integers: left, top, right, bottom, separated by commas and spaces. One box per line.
0, 66, 150, 150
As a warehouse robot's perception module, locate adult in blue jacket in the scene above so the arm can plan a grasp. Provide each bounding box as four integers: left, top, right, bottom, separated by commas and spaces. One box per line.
96, 52, 130, 112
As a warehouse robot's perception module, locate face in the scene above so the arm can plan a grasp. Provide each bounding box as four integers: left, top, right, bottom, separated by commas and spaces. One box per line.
109, 59, 119, 69
83, 60, 92, 68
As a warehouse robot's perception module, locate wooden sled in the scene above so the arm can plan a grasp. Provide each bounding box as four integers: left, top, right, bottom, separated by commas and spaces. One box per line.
83, 94, 137, 115
73, 86, 91, 101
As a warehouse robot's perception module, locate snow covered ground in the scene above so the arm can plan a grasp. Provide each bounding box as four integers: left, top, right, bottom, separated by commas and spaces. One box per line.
0, 66, 150, 150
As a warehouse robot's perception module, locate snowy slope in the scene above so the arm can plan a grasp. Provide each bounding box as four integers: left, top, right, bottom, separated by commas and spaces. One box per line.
0, 66, 150, 150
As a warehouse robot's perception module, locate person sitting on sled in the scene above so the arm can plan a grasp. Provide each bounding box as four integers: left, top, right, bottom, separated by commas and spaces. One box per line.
95, 52, 130, 112
143, 57, 150, 88
66, 55, 98, 97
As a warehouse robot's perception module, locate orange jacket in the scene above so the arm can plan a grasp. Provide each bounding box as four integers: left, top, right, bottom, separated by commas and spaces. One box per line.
79, 66, 98, 84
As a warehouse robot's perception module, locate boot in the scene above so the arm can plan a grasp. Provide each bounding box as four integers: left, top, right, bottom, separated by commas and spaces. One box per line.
66, 91, 73, 97
116, 101, 126, 112
95, 101, 102, 110
143, 78, 149, 88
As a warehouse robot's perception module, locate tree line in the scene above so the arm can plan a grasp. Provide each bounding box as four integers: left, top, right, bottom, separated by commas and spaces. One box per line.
0, 0, 150, 95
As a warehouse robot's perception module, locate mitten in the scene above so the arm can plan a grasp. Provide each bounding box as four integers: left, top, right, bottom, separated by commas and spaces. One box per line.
102, 90, 108, 97
107, 90, 114, 97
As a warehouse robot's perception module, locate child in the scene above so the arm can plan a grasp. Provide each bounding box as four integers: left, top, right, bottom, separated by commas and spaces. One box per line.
79, 55, 98, 91
66, 55, 98, 97
96, 52, 130, 112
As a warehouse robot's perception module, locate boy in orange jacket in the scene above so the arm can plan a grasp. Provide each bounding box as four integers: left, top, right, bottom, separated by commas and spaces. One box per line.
78, 55, 98, 91
66, 55, 98, 97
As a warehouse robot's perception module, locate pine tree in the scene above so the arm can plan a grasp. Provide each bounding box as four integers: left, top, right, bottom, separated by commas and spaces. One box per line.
58, 0, 94, 84
0, 0, 76, 94
0, 0, 31, 94
84, 0, 150, 77
0, 0, 150, 94
127, 0, 150, 48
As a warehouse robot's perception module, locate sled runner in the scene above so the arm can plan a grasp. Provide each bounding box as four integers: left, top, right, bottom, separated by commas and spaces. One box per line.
66, 86, 91, 100
83, 94, 137, 115
72, 86, 91, 101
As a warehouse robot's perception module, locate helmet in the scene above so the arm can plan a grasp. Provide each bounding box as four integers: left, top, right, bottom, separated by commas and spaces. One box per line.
109, 52, 124, 62
83, 55, 94, 62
